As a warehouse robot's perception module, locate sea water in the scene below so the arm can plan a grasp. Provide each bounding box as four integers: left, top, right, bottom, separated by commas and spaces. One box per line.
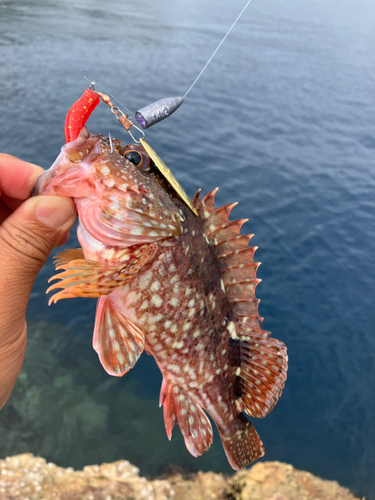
0, 0, 374, 497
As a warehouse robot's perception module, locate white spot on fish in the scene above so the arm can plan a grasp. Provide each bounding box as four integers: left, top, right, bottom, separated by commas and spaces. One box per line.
172, 341, 184, 349
150, 281, 161, 292
138, 272, 152, 290
101, 166, 110, 176
169, 365, 181, 374
169, 297, 179, 307
139, 300, 148, 311
188, 308, 196, 318
228, 321, 239, 339
151, 313, 163, 322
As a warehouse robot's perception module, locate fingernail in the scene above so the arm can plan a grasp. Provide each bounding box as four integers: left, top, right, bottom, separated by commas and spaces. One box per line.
35, 196, 76, 228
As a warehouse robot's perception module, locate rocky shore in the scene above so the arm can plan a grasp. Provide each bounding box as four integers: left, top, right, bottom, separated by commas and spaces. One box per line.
0, 454, 362, 500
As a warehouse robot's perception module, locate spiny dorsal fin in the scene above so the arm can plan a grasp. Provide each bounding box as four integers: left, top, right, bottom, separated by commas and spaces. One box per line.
197, 188, 287, 418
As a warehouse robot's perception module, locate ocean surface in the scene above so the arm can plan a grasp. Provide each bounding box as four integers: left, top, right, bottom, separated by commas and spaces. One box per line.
1, 0, 375, 497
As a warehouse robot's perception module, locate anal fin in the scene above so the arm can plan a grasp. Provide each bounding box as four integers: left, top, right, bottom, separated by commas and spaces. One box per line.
159, 380, 213, 457
93, 295, 145, 376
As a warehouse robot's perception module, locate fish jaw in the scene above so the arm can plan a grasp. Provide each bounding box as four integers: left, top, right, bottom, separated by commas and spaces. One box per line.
32, 127, 101, 199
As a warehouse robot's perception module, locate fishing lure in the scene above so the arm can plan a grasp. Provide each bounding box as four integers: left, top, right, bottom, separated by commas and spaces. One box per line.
64, 89, 100, 143
64, 87, 198, 216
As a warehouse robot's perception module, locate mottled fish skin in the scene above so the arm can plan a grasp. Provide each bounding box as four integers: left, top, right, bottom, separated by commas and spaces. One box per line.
34, 127, 288, 470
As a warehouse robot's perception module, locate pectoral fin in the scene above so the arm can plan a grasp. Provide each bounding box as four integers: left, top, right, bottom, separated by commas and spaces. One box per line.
47, 244, 157, 304
93, 296, 145, 376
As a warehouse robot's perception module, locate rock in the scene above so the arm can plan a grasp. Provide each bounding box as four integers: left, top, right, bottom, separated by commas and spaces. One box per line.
228, 462, 361, 500
0, 454, 361, 500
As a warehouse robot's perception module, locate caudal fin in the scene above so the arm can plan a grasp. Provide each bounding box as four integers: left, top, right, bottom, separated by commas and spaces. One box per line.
218, 414, 265, 471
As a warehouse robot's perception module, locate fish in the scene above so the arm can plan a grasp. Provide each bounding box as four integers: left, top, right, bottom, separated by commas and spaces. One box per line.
33, 125, 288, 470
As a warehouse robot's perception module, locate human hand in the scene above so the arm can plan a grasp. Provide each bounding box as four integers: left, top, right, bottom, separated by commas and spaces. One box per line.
0, 154, 77, 410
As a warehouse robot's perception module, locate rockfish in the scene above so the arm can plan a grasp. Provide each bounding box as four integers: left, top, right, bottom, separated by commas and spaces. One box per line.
33, 126, 288, 470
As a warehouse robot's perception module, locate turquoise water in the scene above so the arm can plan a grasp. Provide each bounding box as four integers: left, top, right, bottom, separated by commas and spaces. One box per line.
1, 0, 375, 497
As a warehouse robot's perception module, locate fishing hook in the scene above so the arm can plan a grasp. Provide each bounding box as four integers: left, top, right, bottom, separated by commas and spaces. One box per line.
108, 131, 113, 153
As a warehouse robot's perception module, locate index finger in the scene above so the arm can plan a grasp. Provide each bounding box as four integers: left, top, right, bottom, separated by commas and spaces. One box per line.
0, 154, 45, 200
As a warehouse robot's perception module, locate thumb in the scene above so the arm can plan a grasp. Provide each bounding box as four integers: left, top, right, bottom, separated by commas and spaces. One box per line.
0, 195, 76, 332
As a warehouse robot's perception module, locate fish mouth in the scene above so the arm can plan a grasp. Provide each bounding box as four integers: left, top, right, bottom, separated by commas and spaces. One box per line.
31, 168, 56, 197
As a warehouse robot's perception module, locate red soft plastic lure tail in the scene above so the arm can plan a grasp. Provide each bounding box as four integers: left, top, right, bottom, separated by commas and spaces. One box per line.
64, 89, 100, 143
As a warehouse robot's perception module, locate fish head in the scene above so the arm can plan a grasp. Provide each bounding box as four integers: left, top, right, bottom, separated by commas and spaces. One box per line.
33, 126, 183, 247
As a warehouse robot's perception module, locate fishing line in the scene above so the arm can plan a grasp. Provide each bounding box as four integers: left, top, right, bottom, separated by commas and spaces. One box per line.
183, 0, 252, 99
82, 0, 253, 130
136, 0, 253, 129
81, 70, 134, 116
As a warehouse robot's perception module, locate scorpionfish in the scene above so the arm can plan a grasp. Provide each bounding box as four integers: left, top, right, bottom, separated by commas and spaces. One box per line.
34, 126, 288, 470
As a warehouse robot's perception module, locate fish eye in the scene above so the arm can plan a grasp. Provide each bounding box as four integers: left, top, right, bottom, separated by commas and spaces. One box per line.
125, 151, 143, 167
121, 145, 151, 172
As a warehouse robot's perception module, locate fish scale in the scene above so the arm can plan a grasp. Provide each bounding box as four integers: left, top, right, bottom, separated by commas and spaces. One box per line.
34, 126, 288, 470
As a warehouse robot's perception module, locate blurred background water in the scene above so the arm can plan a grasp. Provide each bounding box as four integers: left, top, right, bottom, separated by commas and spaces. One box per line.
0, 0, 375, 497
